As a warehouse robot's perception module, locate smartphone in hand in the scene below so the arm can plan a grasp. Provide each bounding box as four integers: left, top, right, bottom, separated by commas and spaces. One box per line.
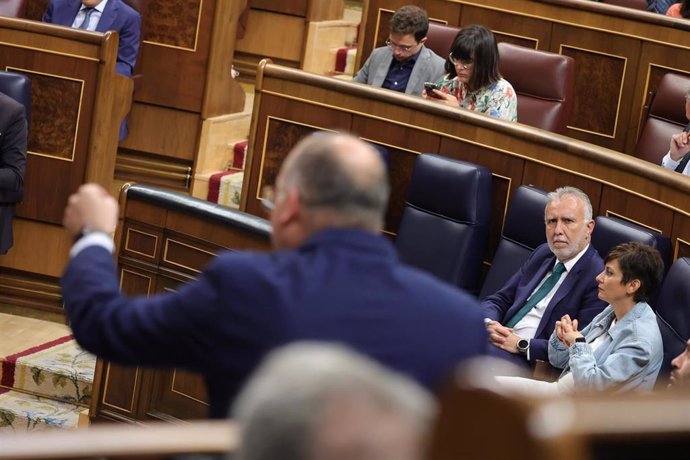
424, 82, 443, 98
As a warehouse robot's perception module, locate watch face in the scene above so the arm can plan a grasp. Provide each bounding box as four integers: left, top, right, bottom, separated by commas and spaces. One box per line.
517, 339, 529, 352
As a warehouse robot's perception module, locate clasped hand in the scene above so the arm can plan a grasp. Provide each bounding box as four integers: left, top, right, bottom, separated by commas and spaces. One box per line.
669, 131, 690, 162
486, 320, 520, 353
555, 314, 584, 347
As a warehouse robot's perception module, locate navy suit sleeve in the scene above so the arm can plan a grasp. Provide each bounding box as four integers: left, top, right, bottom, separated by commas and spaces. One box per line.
61, 245, 236, 370
481, 246, 547, 321
115, 9, 141, 77
0, 103, 27, 195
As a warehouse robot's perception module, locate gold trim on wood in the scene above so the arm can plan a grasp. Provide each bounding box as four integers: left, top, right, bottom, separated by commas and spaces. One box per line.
372, 8, 395, 50
119, 268, 154, 295
604, 210, 663, 234
142, 0, 204, 52
100, 363, 140, 414
0, 40, 100, 61
636, 64, 690, 141
559, 45, 627, 139
162, 238, 217, 274
257, 116, 336, 205
124, 228, 160, 259
674, 238, 690, 260
493, 30, 539, 48
170, 370, 209, 406
6, 66, 84, 162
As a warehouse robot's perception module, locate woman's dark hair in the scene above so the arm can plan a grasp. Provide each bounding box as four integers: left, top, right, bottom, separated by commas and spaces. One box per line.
604, 242, 664, 303
681, 0, 690, 18
445, 24, 500, 91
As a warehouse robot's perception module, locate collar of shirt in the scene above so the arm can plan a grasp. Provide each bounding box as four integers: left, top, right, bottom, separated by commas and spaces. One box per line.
82, 0, 108, 14
559, 243, 590, 274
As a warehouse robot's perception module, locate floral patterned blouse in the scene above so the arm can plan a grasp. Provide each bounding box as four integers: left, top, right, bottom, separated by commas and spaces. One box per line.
436, 75, 518, 122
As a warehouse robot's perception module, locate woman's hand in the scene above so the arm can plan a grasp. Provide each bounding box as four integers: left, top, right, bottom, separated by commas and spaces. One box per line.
423, 88, 460, 107
556, 314, 583, 347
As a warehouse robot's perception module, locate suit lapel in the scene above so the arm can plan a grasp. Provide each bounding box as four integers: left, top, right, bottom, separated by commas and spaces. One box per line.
96, 0, 118, 33
534, 248, 592, 337
59, 0, 82, 26
372, 51, 393, 87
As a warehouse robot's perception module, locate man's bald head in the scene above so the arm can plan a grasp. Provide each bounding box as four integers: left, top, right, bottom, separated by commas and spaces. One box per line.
278, 132, 390, 233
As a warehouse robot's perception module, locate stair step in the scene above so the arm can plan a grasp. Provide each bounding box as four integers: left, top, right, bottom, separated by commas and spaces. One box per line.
0, 313, 95, 406
0, 389, 85, 432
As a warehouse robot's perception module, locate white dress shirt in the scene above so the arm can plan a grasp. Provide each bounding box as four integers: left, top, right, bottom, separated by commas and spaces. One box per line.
71, 0, 109, 31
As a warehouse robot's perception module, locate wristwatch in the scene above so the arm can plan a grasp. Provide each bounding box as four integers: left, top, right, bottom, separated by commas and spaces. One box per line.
575, 337, 587, 343
517, 338, 530, 355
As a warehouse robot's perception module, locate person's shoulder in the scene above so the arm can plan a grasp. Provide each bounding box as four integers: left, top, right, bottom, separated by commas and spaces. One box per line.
113, 0, 141, 19
422, 46, 446, 63
0, 93, 23, 118
396, 264, 482, 308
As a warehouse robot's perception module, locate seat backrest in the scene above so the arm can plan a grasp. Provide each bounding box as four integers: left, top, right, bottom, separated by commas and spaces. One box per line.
497, 42, 575, 134
425, 22, 460, 60
479, 185, 549, 299
395, 154, 492, 294
0, 71, 31, 129
601, 0, 649, 9
634, 73, 690, 165
654, 258, 690, 381
591, 216, 672, 274
0, 0, 26, 17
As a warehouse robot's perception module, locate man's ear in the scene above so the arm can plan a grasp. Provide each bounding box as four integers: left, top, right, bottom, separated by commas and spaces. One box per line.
275, 187, 301, 226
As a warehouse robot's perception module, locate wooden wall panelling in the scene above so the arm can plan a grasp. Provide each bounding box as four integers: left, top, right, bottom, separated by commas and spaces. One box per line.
458, 4, 551, 50
624, 42, 690, 154
356, 0, 690, 154
671, 214, 690, 261
599, 185, 674, 237
553, 25, 641, 152
244, 63, 690, 280
0, 19, 130, 312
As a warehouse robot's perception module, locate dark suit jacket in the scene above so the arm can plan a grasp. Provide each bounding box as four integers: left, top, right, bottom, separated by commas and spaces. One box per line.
481, 243, 606, 365
61, 229, 488, 418
0, 93, 27, 254
43, 0, 141, 77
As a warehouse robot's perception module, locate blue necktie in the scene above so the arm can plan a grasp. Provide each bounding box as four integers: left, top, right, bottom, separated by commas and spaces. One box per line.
78, 7, 95, 30
504, 262, 566, 328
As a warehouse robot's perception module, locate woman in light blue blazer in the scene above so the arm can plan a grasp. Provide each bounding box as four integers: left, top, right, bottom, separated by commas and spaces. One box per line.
497, 242, 664, 394
548, 242, 664, 392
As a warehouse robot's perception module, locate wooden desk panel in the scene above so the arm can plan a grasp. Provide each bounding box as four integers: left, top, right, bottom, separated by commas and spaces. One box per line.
243, 62, 690, 271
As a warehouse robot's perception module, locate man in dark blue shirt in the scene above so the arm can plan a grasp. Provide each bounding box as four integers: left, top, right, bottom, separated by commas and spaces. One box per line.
353, 5, 445, 95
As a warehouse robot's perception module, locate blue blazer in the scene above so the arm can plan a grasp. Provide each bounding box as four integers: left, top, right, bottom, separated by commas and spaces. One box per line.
482, 243, 606, 364
61, 229, 488, 418
0, 93, 27, 253
43, 0, 141, 77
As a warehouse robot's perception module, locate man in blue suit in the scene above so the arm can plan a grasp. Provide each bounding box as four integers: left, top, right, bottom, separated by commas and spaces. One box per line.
0, 92, 27, 254
61, 132, 488, 418
482, 187, 607, 368
43, 0, 141, 78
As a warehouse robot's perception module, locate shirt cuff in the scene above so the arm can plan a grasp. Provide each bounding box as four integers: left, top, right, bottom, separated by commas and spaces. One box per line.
70, 232, 115, 258
661, 150, 681, 169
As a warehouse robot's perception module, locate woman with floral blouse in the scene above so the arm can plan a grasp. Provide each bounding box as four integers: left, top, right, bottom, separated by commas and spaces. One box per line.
423, 24, 517, 122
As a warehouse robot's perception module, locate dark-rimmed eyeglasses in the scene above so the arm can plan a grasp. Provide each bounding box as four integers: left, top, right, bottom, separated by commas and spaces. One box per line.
448, 53, 474, 69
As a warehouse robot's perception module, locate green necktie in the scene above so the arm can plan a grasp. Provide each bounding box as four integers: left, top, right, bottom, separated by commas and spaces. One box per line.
504, 262, 566, 328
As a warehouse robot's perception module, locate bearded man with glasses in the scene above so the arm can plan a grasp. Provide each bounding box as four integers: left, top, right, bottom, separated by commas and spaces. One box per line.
353, 5, 445, 95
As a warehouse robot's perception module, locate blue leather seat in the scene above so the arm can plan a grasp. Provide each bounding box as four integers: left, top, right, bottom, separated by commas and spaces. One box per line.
591, 216, 672, 274
654, 258, 690, 381
395, 154, 492, 294
0, 70, 31, 130
479, 185, 548, 299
